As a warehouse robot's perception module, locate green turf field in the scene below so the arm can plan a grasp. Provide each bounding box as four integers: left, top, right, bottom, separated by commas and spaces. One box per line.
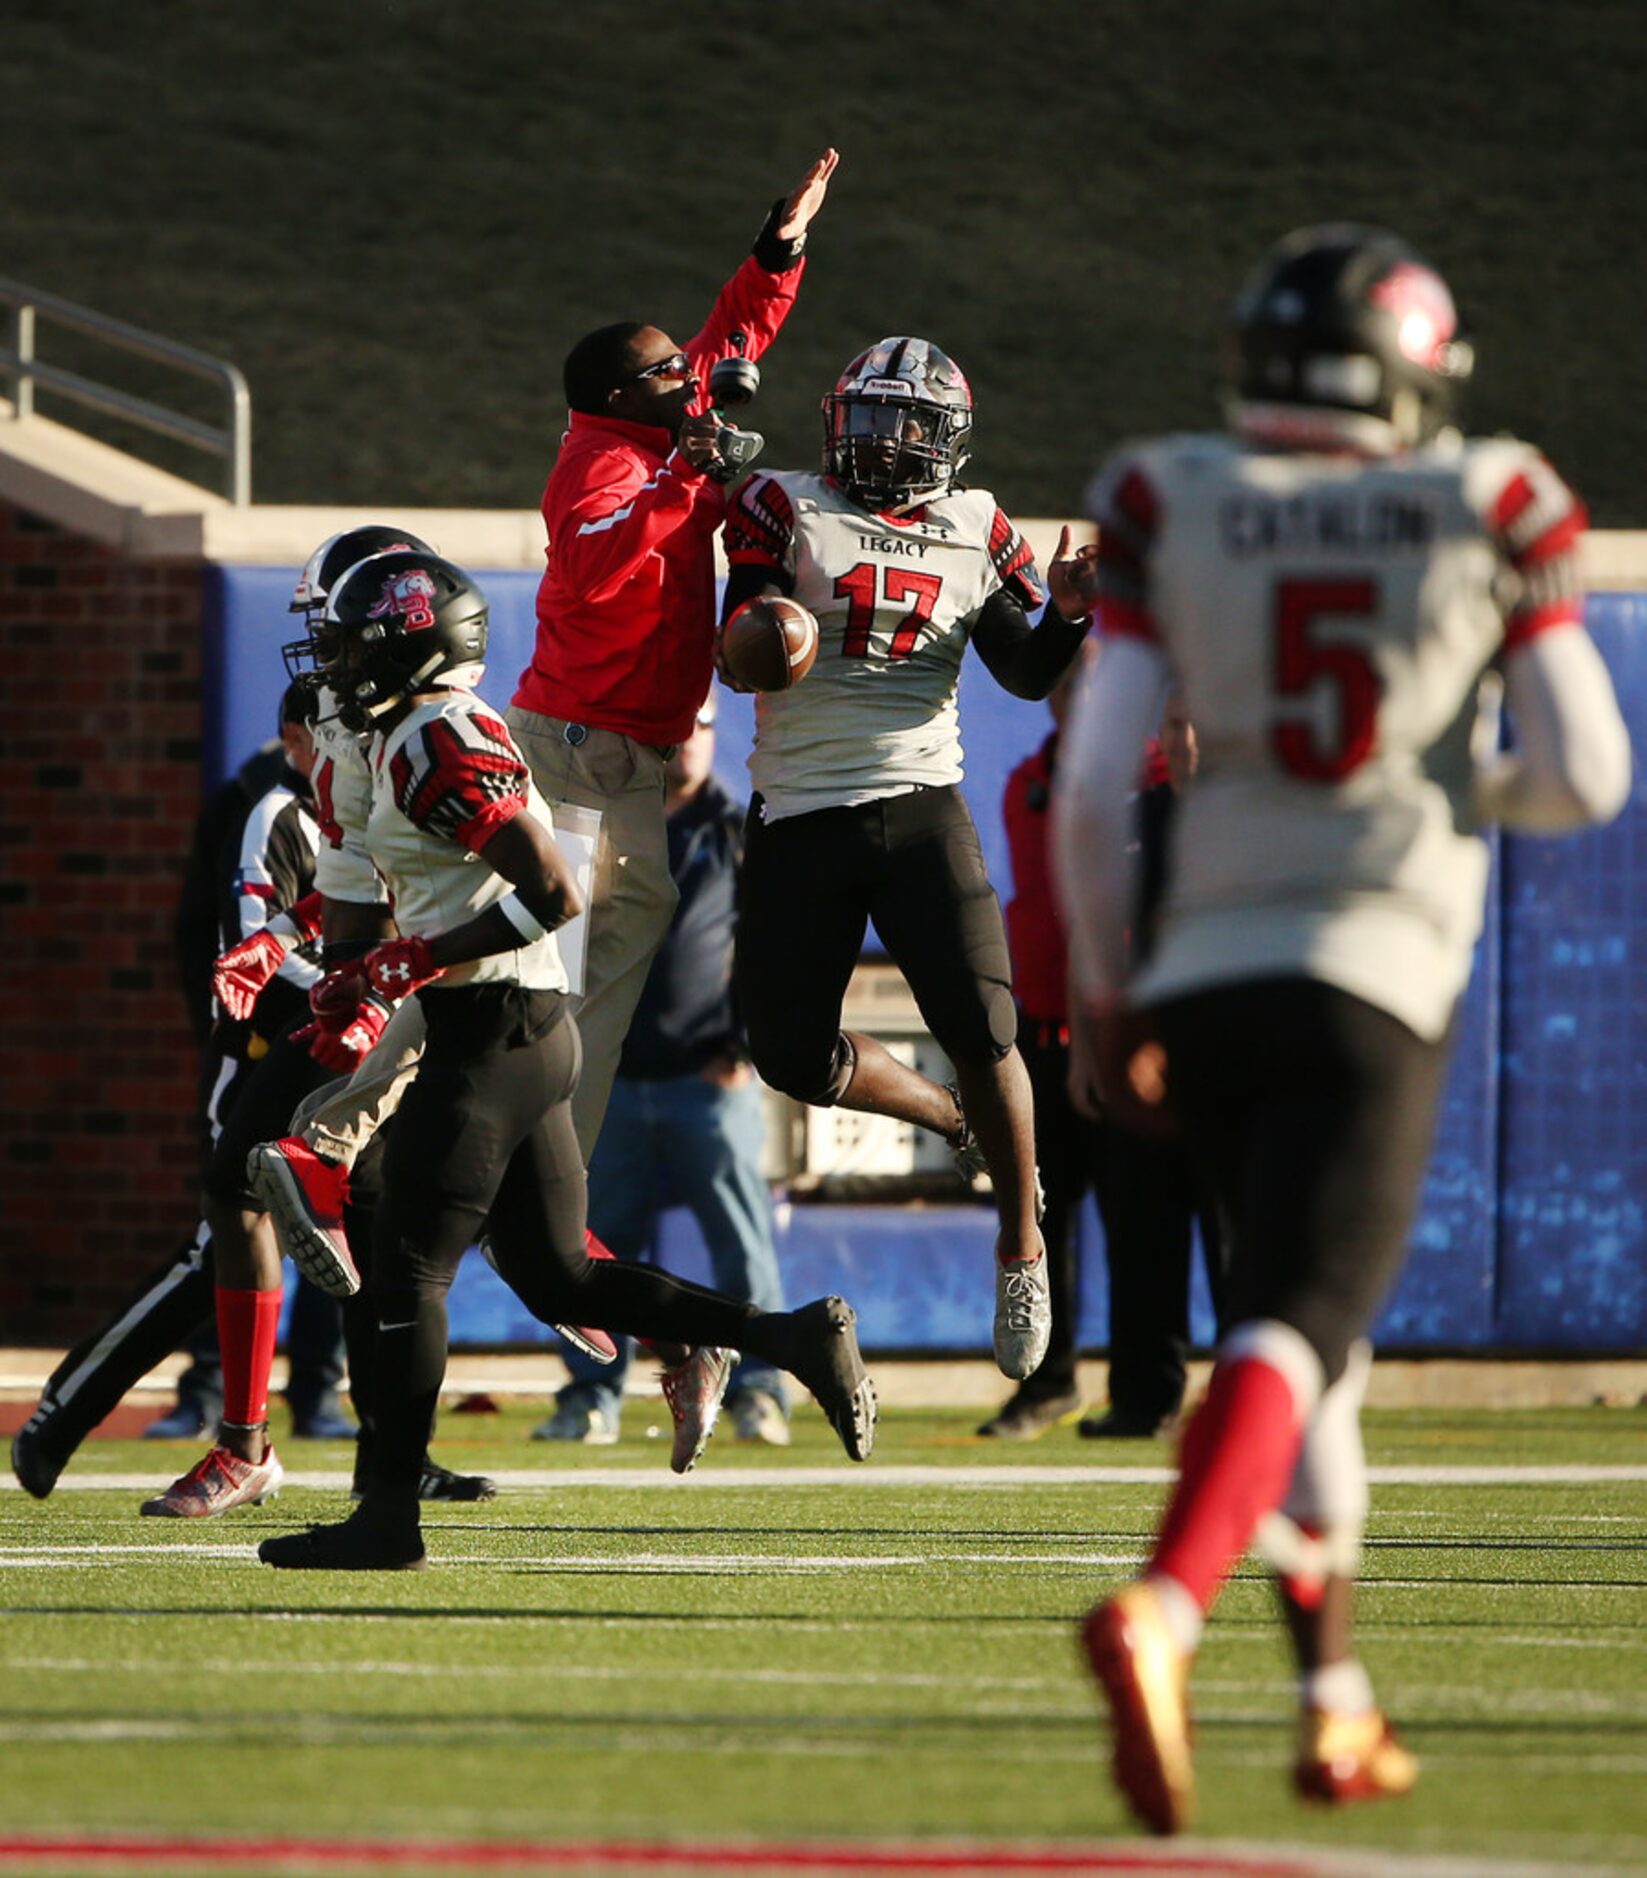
2, 1404, 1644, 1875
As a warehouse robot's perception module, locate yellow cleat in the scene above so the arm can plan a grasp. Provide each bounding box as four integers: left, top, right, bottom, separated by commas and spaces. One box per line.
1079, 1582, 1195, 1835
1294, 1706, 1419, 1804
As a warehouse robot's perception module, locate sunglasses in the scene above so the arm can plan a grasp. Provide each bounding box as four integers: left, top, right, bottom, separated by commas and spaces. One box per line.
625, 350, 693, 385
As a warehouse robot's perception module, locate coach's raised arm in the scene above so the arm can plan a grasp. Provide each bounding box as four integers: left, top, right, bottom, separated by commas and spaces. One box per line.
506, 149, 837, 1157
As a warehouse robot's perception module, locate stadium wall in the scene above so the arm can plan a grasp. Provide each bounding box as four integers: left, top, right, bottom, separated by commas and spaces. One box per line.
2, 412, 1644, 1355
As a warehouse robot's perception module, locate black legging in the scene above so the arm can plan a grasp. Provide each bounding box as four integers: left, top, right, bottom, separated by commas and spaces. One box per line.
363, 983, 807, 1503
1151, 977, 1449, 1386
736, 785, 1017, 1106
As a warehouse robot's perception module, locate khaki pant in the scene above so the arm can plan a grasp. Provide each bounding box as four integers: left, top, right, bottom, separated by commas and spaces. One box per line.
298, 709, 677, 1171
295, 992, 427, 1164
506, 707, 678, 1159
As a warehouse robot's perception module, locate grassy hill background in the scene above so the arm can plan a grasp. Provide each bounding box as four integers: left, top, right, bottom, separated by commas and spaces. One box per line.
3, 0, 1643, 522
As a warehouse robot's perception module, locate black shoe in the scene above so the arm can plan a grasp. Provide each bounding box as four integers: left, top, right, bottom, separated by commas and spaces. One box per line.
350, 1456, 499, 1503
11, 1413, 68, 1500
977, 1386, 1085, 1440
418, 1460, 497, 1502
259, 1504, 427, 1572
783, 1296, 877, 1462
1077, 1407, 1179, 1440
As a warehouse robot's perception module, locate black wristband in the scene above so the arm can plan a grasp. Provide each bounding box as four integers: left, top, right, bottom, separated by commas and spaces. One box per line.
752, 197, 806, 273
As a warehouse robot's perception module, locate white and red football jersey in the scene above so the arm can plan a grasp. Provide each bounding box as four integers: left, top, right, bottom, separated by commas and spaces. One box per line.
725, 472, 1043, 820
1086, 431, 1587, 1039
309, 693, 389, 907
366, 692, 568, 992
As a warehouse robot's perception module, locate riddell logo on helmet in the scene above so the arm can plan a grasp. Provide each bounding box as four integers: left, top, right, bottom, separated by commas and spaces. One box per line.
367, 570, 439, 633
1369, 264, 1458, 370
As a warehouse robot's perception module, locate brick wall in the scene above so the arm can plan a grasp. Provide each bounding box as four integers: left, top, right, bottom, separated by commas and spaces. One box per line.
0, 500, 205, 1343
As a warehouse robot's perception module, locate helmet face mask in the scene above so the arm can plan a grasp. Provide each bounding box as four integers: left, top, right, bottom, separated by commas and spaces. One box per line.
822, 336, 973, 507
1228, 224, 1473, 450
319, 550, 489, 732
282, 525, 435, 683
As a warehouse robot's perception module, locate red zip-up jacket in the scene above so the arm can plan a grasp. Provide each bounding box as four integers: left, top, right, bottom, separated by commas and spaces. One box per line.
512, 249, 804, 748
1005, 732, 1171, 1023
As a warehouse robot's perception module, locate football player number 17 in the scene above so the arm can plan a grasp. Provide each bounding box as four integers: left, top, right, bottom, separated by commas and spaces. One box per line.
834, 562, 945, 660
1270, 576, 1381, 782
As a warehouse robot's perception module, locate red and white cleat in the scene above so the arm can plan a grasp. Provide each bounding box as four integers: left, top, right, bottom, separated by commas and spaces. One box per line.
660, 1346, 734, 1475
247, 1137, 359, 1298
1079, 1582, 1196, 1836
1294, 1706, 1419, 1804
140, 1444, 284, 1518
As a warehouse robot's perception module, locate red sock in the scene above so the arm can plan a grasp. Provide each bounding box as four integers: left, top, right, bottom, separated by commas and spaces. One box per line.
215, 1286, 283, 1428
1151, 1356, 1307, 1612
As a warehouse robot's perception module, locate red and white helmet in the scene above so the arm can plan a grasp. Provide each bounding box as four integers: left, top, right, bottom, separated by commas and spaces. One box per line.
822, 336, 973, 506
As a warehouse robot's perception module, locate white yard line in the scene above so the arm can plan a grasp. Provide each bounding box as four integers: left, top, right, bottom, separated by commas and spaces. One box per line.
8, 1462, 1646, 1492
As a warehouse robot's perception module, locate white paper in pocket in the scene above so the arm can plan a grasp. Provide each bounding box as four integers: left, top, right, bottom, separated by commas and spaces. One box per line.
547, 802, 602, 997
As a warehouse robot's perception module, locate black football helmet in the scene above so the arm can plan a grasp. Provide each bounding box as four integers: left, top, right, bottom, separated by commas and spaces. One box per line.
1229, 225, 1474, 448
822, 336, 973, 507
320, 550, 488, 730
281, 525, 436, 681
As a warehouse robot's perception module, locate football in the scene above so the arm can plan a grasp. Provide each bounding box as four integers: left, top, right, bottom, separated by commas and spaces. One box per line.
719, 596, 819, 693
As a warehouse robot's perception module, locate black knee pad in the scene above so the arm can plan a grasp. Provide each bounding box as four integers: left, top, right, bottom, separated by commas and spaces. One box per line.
931, 976, 1019, 1069
751, 1028, 856, 1107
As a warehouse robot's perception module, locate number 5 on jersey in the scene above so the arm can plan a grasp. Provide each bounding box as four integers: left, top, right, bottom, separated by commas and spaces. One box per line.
1270, 577, 1382, 782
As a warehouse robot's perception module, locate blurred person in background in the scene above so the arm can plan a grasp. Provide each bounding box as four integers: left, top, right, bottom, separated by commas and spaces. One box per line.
1072, 684, 1229, 1442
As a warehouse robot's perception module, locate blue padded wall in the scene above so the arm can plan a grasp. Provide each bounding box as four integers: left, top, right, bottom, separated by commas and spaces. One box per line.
1496, 598, 1647, 1348
204, 568, 1644, 1353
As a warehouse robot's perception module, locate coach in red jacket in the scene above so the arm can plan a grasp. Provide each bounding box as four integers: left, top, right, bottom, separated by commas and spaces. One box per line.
508, 150, 837, 1158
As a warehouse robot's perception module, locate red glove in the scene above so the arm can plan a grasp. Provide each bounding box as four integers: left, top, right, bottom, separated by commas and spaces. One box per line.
362, 935, 444, 1002
212, 929, 291, 1020
309, 961, 371, 1022
285, 891, 325, 944
292, 991, 393, 1073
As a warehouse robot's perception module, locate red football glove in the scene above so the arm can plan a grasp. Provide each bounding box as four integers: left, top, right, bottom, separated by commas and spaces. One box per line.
292, 991, 393, 1073
212, 929, 291, 1020
361, 935, 444, 1002
284, 891, 325, 945
309, 961, 371, 1022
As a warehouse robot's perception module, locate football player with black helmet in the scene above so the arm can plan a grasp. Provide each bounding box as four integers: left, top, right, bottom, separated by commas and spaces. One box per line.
722, 337, 1096, 1386
1057, 225, 1630, 1832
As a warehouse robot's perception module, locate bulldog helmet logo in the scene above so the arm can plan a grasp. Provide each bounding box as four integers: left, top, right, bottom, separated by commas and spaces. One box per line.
367, 569, 439, 633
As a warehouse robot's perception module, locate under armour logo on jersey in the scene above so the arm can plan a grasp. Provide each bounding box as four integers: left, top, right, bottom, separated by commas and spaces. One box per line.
367, 568, 439, 633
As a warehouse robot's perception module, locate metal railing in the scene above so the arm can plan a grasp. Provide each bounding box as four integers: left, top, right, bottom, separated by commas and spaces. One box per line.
0, 277, 251, 506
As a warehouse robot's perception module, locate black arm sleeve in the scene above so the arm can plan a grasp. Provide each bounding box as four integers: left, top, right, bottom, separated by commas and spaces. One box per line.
752, 198, 806, 274
969, 590, 1090, 700
721, 560, 793, 622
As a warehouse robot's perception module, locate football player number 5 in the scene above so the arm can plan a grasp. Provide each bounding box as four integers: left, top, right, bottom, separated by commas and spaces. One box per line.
835, 563, 945, 659
1270, 577, 1381, 781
